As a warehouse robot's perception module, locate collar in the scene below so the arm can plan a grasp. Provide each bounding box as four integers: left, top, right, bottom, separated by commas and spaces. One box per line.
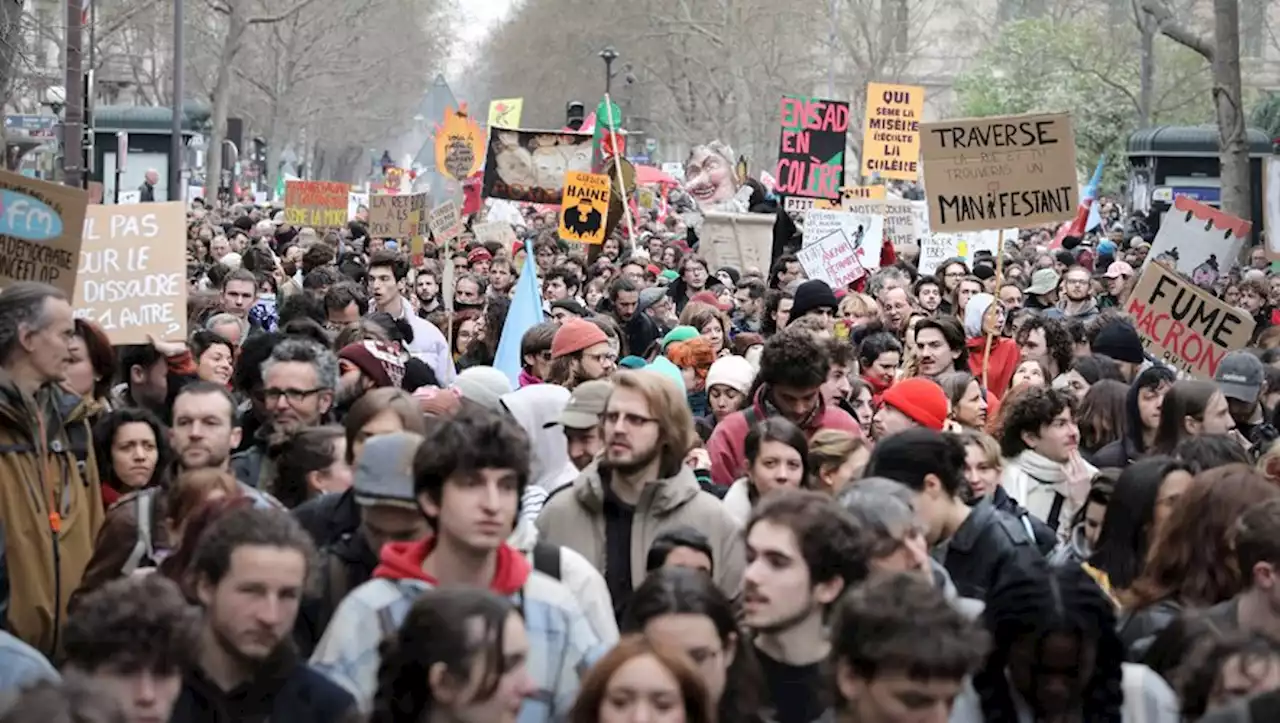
947, 498, 992, 553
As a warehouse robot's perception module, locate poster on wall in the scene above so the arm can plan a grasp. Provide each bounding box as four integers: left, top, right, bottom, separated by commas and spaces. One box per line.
482, 128, 593, 204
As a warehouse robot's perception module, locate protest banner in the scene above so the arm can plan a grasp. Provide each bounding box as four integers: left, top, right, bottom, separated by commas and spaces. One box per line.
774, 95, 849, 201
920, 112, 1078, 232
483, 128, 593, 203
428, 200, 463, 243
368, 192, 427, 239
558, 171, 611, 245
1265, 157, 1280, 261
840, 199, 923, 250
797, 222, 868, 288
918, 229, 1016, 275
1146, 194, 1250, 287
488, 98, 524, 128
348, 192, 368, 221
473, 221, 520, 249
1127, 260, 1254, 378
0, 170, 88, 295
699, 212, 775, 273
860, 82, 924, 180
842, 185, 887, 202
74, 202, 186, 344
802, 209, 884, 278
285, 180, 348, 229
435, 105, 486, 182
783, 196, 838, 213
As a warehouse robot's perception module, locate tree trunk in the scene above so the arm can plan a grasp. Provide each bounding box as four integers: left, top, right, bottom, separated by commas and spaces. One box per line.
205, 8, 248, 204
1138, 12, 1155, 127
1, 0, 24, 171
1212, 0, 1249, 221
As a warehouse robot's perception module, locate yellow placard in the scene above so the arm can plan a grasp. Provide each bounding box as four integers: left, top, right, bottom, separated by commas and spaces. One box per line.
860, 82, 925, 180
488, 98, 524, 128
558, 171, 611, 245
841, 185, 887, 202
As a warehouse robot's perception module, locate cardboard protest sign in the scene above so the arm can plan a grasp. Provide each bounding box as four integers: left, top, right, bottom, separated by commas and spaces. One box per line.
920, 112, 1077, 232
435, 105, 485, 182
918, 228, 1016, 275
861, 83, 924, 180
774, 95, 849, 201
368, 193, 427, 240
483, 128, 593, 203
558, 171, 611, 245
473, 221, 520, 249
1127, 260, 1254, 378
840, 199, 923, 250
699, 212, 775, 273
797, 215, 871, 289
428, 200, 463, 243
0, 169, 88, 295
802, 210, 884, 280
1146, 195, 1250, 287
488, 98, 524, 128
285, 180, 348, 229
74, 202, 186, 344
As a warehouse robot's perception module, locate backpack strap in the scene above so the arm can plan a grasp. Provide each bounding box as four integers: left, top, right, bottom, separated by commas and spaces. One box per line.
121, 489, 157, 576
742, 406, 758, 428
1047, 492, 1066, 532
532, 542, 561, 581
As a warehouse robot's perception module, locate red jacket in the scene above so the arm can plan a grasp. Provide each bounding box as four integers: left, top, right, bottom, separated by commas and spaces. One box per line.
706, 386, 863, 487
966, 336, 1019, 401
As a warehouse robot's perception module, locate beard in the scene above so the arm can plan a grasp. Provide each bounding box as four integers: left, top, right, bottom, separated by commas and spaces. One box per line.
745, 592, 818, 635
600, 439, 662, 477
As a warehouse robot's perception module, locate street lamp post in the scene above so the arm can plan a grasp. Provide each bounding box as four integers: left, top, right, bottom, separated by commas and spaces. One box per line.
600, 46, 619, 96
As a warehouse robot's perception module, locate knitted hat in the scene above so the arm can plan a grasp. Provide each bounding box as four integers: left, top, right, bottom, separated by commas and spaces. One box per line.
452, 366, 514, 411
661, 325, 700, 350
339, 340, 408, 389
789, 280, 838, 322
880, 378, 948, 431
689, 290, 731, 312
716, 266, 741, 286
468, 247, 493, 264
706, 355, 755, 396
551, 319, 609, 359
659, 269, 679, 282
647, 357, 686, 393
1091, 322, 1144, 364
550, 298, 591, 318
618, 355, 647, 370
353, 432, 423, 510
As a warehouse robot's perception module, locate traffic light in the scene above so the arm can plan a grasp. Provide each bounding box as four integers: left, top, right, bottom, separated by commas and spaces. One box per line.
566, 101, 585, 131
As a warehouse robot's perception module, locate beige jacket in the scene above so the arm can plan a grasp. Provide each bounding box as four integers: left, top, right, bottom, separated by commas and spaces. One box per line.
536, 461, 745, 600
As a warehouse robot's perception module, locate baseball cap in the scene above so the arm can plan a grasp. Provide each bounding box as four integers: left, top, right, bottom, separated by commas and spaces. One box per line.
637, 287, 667, 314
1215, 350, 1265, 403
353, 432, 424, 510
1025, 268, 1060, 296
548, 380, 612, 430
1104, 261, 1134, 279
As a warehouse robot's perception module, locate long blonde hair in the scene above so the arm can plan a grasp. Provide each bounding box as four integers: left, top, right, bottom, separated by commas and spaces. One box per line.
611, 370, 699, 477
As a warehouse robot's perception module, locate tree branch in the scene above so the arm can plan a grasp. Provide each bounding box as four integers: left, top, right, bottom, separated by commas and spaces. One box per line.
247, 0, 323, 26
1140, 0, 1213, 59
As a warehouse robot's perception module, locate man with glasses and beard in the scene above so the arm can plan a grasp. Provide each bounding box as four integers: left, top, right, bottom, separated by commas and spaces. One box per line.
537, 370, 744, 613
1057, 265, 1100, 321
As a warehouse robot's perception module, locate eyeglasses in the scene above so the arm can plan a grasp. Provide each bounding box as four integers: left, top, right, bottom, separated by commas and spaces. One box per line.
584, 352, 618, 365
604, 411, 657, 428
263, 387, 327, 404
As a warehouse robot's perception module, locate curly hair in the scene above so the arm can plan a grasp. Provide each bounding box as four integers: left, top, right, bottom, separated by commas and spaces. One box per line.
92, 406, 172, 493
1015, 315, 1074, 375
997, 386, 1075, 458
974, 561, 1123, 721
758, 326, 830, 391
1122, 464, 1280, 610
666, 337, 717, 386
746, 489, 863, 593
371, 588, 518, 723
63, 574, 198, 674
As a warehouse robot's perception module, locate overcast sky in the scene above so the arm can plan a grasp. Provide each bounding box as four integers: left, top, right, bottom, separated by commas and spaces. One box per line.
449, 0, 514, 75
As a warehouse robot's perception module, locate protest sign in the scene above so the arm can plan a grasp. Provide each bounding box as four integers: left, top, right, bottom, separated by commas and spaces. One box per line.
488, 98, 524, 128
348, 192, 368, 221
473, 221, 520, 249
920, 112, 1077, 232
0, 170, 88, 295
860, 83, 924, 180
285, 180, 348, 229
1127, 260, 1254, 378
1146, 194, 1250, 287
558, 171, 611, 245
802, 209, 884, 278
783, 196, 838, 213
797, 220, 869, 289
843, 185, 887, 202
368, 192, 427, 240
774, 95, 849, 201
699, 212, 774, 273
428, 200, 463, 243
118, 189, 141, 205
840, 199, 923, 250
483, 128, 593, 203
435, 105, 486, 181
1265, 157, 1280, 260
918, 228, 1016, 275
74, 202, 186, 344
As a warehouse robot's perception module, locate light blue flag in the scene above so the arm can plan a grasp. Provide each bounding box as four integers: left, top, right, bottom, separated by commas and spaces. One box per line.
493, 240, 544, 388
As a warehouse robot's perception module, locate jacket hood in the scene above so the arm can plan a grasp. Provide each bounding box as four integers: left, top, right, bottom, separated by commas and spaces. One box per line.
572, 459, 702, 515
373, 536, 530, 595
500, 384, 578, 492
963, 293, 996, 338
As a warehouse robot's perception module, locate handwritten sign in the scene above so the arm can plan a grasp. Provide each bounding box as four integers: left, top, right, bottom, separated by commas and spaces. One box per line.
369, 193, 427, 239
73, 202, 186, 343
803, 209, 884, 274
0, 169, 88, 295
920, 112, 1077, 232
774, 95, 849, 201
918, 229, 1015, 275
428, 200, 462, 243
797, 219, 869, 289
558, 171, 611, 245
840, 199, 923, 250
473, 221, 520, 249
861, 83, 924, 180
118, 189, 141, 205
488, 98, 524, 128
699, 212, 775, 273
435, 105, 485, 182
348, 191, 368, 221
1127, 260, 1254, 378
1146, 194, 1250, 288
285, 180, 348, 229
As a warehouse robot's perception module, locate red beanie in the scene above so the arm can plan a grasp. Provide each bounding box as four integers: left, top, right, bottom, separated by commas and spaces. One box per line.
880, 378, 948, 431
551, 319, 609, 359
338, 341, 408, 389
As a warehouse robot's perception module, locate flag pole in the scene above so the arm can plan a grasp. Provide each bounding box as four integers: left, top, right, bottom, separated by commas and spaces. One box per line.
982, 229, 1005, 392
602, 94, 636, 242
